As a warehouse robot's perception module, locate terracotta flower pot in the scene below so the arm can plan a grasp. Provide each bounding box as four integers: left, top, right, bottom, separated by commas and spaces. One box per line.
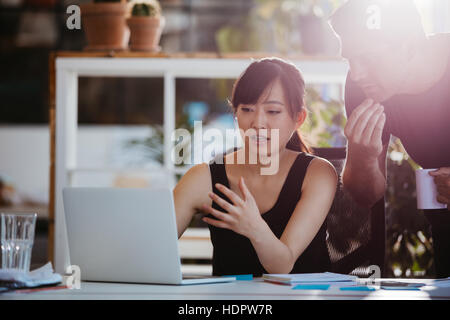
127, 16, 165, 52
81, 2, 129, 51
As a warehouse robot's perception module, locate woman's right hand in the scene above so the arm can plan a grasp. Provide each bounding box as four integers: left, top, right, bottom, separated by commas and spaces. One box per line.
344, 98, 386, 160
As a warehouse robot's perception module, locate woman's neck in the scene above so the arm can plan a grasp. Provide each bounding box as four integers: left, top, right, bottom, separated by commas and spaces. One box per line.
230, 147, 293, 177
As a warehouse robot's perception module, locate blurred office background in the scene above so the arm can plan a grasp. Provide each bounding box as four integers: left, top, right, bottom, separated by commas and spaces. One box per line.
1, 0, 449, 277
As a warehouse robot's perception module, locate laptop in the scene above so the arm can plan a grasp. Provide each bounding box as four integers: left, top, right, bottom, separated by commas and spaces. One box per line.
62, 187, 235, 285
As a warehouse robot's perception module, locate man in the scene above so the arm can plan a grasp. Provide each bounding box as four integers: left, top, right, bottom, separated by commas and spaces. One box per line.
329, 0, 450, 277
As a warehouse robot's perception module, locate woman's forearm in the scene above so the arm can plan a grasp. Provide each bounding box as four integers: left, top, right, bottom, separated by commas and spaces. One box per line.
248, 220, 296, 274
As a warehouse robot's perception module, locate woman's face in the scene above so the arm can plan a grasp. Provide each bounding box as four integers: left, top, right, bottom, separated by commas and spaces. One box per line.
235, 78, 305, 157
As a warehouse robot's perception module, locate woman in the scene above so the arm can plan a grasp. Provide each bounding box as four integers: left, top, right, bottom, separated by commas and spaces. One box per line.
174, 58, 337, 276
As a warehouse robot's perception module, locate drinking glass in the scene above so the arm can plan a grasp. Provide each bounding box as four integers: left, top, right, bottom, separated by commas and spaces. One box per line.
1, 213, 37, 272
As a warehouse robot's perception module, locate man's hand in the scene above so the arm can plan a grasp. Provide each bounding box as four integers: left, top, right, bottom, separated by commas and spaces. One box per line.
429, 168, 450, 207
344, 98, 386, 160
342, 98, 388, 208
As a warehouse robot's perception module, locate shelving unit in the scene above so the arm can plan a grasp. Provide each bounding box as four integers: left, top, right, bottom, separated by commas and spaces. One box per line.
49, 51, 348, 273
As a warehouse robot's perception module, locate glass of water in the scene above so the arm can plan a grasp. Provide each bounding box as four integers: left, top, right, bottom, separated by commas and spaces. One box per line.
1, 213, 37, 272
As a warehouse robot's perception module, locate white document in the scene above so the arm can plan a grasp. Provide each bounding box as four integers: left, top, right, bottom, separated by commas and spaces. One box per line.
430, 278, 450, 288
263, 272, 358, 284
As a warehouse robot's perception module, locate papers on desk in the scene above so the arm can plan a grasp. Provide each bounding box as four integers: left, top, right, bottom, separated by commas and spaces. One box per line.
430, 278, 450, 288
262, 272, 358, 285
263, 272, 450, 292
0, 262, 62, 291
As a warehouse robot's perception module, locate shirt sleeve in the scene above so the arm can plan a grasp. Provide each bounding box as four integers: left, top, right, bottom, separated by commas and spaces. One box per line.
344, 73, 391, 145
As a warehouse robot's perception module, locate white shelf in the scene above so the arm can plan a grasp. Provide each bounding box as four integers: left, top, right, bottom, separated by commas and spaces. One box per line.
179, 227, 212, 260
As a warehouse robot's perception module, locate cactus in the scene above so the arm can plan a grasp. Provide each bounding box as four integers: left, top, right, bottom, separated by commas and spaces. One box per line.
131, 2, 159, 17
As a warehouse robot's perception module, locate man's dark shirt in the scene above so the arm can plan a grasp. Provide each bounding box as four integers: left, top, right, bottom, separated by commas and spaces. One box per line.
344, 46, 450, 277
345, 54, 450, 169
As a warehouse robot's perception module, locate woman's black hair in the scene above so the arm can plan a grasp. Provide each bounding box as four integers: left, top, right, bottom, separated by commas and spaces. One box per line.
230, 57, 311, 154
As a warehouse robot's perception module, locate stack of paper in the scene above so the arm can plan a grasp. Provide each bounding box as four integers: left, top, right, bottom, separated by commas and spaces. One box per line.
262, 272, 358, 285
430, 278, 450, 288
0, 262, 62, 290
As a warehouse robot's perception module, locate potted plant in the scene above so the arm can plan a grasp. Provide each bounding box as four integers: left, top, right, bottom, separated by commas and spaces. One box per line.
81, 0, 129, 51
126, 0, 165, 52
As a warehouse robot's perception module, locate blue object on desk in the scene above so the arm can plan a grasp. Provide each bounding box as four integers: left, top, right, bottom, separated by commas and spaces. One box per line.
340, 286, 376, 292
223, 274, 253, 281
292, 284, 330, 290
381, 286, 421, 291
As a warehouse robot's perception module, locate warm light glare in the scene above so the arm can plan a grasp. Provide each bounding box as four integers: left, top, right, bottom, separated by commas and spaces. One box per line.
414, 0, 435, 33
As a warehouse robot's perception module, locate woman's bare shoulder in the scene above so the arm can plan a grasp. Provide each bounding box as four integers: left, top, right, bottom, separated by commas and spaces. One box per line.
302, 156, 338, 191
178, 163, 212, 190
310, 156, 337, 172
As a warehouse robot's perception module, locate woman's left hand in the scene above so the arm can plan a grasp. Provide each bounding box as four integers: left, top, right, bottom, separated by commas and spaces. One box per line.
202, 177, 266, 239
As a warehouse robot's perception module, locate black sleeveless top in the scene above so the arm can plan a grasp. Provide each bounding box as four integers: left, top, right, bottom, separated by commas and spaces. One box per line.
207, 152, 331, 276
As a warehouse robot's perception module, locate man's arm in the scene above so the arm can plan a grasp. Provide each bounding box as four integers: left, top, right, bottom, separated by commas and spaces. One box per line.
342, 98, 388, 208
343, 143, 388, 208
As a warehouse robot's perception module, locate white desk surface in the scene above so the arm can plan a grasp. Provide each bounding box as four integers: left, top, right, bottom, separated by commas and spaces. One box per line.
2, 278, 450, 300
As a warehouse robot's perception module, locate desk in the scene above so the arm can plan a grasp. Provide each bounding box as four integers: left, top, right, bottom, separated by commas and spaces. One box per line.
2, 278, 450, 300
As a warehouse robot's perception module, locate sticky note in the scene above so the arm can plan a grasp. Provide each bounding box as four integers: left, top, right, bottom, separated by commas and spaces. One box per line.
292, 284, 330, 290
223, 274, 253, 281
381, 286, 420, 291
340, 286, 376, 291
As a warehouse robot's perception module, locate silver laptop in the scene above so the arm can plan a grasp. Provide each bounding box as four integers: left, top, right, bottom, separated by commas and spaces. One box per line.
62, 187, 234, 285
